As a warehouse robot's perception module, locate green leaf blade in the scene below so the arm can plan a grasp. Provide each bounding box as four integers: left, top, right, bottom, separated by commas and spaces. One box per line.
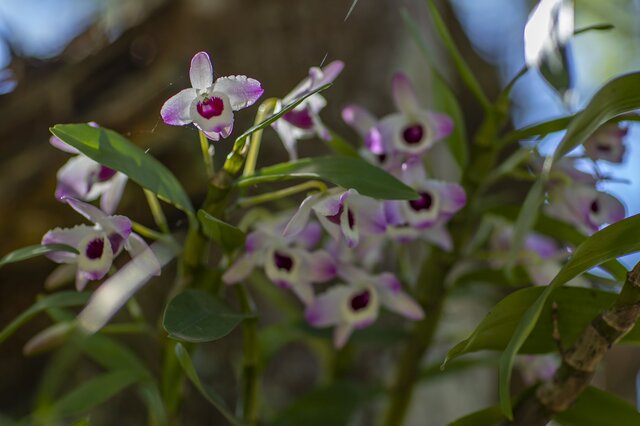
0, 244, 77, 269
237, 156, 418, 200
197, 210, 246, 253
163, 290, 248, 343
50, 124, 193, 216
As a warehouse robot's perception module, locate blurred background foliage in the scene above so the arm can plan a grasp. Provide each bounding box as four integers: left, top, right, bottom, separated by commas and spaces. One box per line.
0, 0, 639, 424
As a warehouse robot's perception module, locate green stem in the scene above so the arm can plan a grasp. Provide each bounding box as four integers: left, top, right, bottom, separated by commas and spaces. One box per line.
243, 98, 278, 177
132, 221, 168, 241
144, 190, 170, 234
199, 131, 215, 179
382, 249, 449, 426
235, 285, 260, 425
236, 180, 327, 208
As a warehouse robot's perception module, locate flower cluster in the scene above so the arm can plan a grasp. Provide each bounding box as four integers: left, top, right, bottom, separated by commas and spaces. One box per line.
533, 124, 628, 235
224, 71, 467, 347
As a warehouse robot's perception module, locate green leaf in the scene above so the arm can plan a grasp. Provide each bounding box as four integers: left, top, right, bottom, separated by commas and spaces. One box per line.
0, 292, 90, 345
425, 0, 491, 111
444, 286, 640, 363
0, 244, 77, 269
163, 290, 249, 343
50, 124, 193, 216
49, 370, 143, 418
326, 131, 360, 157
197, 210, 246, 253
236, 156, 418, 200
448, 405, 505, 426
271, 382, 377, 426
505, 178, 546, 278
234, 83, 331, 145
553, 72, 640, 162
174, 343, 244, 426
400, 8, 468, 167
555, 386, 640, 425
70, 418, 90, 426
499, 213, 640, 418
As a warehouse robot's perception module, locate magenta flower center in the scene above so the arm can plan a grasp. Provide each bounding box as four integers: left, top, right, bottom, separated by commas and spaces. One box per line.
274, 251, 294, 272
197, 97, 225, 119
97, 166, 117, 182
350, 290, 370, 311
284, 109, 314, 129
409, 191, 433, 212
590, 199, 600, 214
85, 238, 105, 260
596, 143, 612, 153
402, 124, 424, 145
326, 205, 355, 229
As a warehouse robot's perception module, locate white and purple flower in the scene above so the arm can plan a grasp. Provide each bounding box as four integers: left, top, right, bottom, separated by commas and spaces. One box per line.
223, 220, 336, 305
305, 266, 424, 348
369, 73, 453, 157
51, 122, 128, 215
42, 198, 160, 291
384, 180, 466, 250
546, 184, 626, 234
283, 188, 387, 248
161, 51, 264, 141
583, 123, 628, 164
271, 60, 344, 159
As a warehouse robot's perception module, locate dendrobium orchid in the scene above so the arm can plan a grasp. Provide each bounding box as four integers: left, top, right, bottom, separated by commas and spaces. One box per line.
161, 51, 264, 141
223, 219, 336, 305
50, 123, 128, 215
271, 60, 344, 159
305, 265, 424, 348
583, 123, 628, 163
42, 198, 159, 291
384, 179, 466, 250
369, 73, 453, 157
546, 184, 626, 234
283, 188, 387, 248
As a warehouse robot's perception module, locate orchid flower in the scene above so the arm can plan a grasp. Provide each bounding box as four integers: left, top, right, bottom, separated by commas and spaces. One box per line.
42, 198, 160, 291
50, 123, 127, 215
271, 60, 344, 159
584, 123, 627, 163
546, 184, 625, 234
283, 188, 387, 248
384, 180, 466, 250
369, 73, 453, 157
161, 51, 264, 141
305, 265, 424, 348
517, 354, 559, 386
490, 226, 569, 286
223, 220, 336, 305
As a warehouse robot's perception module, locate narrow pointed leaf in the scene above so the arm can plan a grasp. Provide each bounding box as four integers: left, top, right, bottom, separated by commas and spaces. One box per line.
0, 244, 77, 269
555, 386, 640, 425
174, 343, 245, 426
50, 124, 193, 216
0, 292, 90, 345
236, 156, 418, 200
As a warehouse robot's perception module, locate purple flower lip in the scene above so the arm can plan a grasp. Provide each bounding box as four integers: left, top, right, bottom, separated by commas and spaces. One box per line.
283, 109, 314, 130
409, 191, 433, 212
274, 251, 294, 271
97, 166, 117, 182
350, 289, 370, 311
402, 123, 424, 145
197, 97, 225, 119
85, 238, 105, 260
596, 143, 612, 153
326, 206, 355, 229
